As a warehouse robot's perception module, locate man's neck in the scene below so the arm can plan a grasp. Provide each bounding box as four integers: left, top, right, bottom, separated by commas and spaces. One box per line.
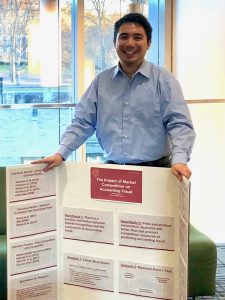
119, 61, 144, 79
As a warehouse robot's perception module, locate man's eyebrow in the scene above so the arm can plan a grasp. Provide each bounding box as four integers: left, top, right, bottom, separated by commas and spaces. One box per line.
134, 33, 144, 37
119, 32, 144, 36
119, 32, 129, 36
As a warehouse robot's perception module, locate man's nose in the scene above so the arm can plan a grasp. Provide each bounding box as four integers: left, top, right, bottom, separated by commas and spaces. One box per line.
127, 37, 135, 46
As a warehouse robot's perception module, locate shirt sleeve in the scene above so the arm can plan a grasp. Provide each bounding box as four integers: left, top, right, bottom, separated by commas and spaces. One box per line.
57, 78, 98, 160
159, 71, 196, 165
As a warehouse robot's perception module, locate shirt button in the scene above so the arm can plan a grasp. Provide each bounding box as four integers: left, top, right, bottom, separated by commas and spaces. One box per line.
123, 117, 128, 121
123, 152, 128, 156
123, 135, 127, 138
124, 102, 128, 105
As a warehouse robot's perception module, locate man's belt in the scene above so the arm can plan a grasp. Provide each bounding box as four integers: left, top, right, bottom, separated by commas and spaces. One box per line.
106, 156, 171, 168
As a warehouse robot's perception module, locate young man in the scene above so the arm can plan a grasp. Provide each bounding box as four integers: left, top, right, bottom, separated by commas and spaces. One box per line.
33, 13, 195, 181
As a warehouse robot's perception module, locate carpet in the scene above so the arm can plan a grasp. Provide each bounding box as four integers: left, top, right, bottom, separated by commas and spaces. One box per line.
188, 244, 225, 300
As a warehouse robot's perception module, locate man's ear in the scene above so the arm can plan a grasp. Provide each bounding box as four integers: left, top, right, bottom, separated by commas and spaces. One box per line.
147, 41, 151, 49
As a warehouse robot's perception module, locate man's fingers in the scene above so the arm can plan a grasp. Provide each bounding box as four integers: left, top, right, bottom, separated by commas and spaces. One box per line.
182, 170, 191, 179
43, 163, 55, 172
31, 154, 63, 172
31, 159, 46, 164
171, 163, 191, 181
172, 169, 182, 181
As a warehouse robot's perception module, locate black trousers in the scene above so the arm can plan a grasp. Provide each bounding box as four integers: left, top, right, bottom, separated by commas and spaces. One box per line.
106, 156, 171, 168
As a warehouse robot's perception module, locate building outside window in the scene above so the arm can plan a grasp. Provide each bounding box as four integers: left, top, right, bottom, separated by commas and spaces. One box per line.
0, 0, 170, 166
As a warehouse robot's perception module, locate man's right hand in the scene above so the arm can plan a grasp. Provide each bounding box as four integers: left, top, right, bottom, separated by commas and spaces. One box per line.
31, 153, 63, 172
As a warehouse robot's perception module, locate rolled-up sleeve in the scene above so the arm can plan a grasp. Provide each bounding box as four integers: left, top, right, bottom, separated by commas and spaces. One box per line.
160, 73, 196, 165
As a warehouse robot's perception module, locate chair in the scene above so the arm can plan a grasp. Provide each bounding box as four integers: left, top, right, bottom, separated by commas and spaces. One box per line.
188, 224, 217, 298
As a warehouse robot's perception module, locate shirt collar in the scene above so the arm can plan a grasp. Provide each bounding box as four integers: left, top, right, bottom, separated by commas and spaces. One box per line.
112, 60, 151, 79
112, 64, 122, 79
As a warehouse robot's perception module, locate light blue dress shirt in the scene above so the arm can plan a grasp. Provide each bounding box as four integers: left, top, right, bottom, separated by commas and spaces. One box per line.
57, 61, 195, 165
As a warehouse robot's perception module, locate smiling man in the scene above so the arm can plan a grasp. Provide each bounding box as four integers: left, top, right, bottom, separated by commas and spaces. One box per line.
113, 19, 150, 78
33, 13, 195, 181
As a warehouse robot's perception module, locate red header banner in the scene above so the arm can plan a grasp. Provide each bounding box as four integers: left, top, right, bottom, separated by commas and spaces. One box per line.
91, 167, 142, 203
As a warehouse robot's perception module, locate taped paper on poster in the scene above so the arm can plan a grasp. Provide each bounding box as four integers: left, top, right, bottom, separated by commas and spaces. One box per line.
119, 213, 175, 251
63, 207, 113, 244
64, 253, 114, 292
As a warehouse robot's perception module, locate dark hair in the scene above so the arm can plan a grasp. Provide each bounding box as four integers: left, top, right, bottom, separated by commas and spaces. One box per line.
114, 13, 152, 43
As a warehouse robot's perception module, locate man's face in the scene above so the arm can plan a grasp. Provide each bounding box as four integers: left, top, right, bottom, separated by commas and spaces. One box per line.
114, 22, 150, 69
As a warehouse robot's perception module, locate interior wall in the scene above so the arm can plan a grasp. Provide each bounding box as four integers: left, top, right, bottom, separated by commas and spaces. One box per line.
188, 104, 225, 243
173, 0, 225, 99
173, 0, 225, 242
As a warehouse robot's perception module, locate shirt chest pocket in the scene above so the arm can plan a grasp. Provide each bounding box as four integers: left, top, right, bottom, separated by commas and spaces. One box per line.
132, 96, 161, 127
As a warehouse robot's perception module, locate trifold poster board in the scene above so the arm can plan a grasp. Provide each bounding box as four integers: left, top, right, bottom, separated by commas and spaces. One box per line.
4, 162, 190, 300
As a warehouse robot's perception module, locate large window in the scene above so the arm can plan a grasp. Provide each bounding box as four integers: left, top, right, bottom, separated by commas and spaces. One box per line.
0, 0, 74, 166
0, 0, 73, 103
0, 0, 170, 166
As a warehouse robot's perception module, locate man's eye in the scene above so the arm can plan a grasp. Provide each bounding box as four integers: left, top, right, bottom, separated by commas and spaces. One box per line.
120, 35, 128, 40
134, 36, 143, 40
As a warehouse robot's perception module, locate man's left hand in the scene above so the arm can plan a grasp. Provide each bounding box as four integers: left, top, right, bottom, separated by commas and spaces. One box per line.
171, 163, 192, 181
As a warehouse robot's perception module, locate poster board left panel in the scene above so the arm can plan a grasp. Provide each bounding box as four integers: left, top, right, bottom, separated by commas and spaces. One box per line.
6, 164, 61, 300
0, 167, 7, 234
0, 167, 7, 300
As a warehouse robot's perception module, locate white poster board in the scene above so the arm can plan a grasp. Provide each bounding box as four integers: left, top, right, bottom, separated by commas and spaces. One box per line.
6, 162, 189, 300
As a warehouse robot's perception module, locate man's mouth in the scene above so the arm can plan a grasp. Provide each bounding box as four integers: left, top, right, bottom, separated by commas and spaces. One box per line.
124, 50, 137, 56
